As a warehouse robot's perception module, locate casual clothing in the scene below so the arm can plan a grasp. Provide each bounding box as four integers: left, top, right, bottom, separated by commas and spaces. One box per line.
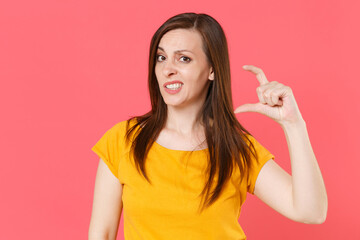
91, 119, 275, 240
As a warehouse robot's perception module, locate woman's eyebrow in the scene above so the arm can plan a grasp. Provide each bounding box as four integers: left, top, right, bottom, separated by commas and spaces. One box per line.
157, 46, 194, 54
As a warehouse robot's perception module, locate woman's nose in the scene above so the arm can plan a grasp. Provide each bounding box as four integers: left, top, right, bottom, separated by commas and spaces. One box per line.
163, 59, 177, 76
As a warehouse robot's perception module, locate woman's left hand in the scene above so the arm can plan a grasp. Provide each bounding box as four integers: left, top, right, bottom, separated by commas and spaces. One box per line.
234, 65, 304, 126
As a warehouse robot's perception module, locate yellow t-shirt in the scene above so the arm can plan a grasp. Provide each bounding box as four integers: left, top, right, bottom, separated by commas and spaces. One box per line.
91, 119, 275, 240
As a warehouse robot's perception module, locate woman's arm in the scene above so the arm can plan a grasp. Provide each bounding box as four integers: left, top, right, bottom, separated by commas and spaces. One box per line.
254, 119, 328, 224
88, 159, 123, 240
234, 65, 328, 223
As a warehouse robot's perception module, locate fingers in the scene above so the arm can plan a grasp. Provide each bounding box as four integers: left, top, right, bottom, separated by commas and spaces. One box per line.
243, 65, 269, 85
243, 65, 286, 106
268, 86, 284, 106
257, 82, 285, 106
256, 86, 266, 104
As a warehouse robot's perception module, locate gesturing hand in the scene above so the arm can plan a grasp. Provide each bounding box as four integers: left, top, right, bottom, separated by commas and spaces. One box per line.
234, 65, 304, 126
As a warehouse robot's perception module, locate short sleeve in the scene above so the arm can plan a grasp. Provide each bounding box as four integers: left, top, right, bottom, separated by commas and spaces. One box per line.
91, 121, 125, 180
245, 134, 275, 195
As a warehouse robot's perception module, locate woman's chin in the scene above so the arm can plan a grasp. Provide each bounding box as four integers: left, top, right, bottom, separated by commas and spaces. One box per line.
164, 100, 187, 108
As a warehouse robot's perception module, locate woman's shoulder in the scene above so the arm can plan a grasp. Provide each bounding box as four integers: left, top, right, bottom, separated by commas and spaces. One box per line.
112, 118, 138, 129
240, 132, 268, 152
102, 118, 137, 137
241, 132, 256, 144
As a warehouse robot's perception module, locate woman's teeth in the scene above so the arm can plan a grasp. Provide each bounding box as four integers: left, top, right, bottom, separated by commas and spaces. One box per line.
165, 83, 183, 89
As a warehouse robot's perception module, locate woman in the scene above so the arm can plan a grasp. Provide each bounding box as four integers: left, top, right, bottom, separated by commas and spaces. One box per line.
88, 12, 328, 240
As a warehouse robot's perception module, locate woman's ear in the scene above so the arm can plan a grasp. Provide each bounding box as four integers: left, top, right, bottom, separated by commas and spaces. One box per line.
208, 67, 214, 81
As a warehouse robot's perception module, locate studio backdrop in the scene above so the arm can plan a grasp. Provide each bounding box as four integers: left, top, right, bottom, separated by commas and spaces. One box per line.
0, 0, 358, 239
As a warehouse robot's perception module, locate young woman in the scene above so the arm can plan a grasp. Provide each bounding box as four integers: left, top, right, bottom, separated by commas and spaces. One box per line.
88, 12, 327, 240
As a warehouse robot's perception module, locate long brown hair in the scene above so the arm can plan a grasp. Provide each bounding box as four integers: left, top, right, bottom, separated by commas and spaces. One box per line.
125, 12, 259, 214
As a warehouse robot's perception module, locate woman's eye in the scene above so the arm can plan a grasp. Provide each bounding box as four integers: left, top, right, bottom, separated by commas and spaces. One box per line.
156, 55, 165, 62
155, 54, 191, 63
180, 56, 191, 62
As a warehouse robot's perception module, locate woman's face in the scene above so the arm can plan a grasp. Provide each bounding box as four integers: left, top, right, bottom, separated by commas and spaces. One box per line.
155, 28, 214, 108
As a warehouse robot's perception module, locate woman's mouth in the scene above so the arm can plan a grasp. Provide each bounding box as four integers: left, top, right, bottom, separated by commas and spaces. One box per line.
164, 83, 183, 94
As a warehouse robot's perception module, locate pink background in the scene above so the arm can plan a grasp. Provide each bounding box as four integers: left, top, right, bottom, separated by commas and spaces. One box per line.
1, 0, 358, 239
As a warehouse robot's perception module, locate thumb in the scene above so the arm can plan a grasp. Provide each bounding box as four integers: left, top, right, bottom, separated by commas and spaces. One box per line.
234, 102, 264, 114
